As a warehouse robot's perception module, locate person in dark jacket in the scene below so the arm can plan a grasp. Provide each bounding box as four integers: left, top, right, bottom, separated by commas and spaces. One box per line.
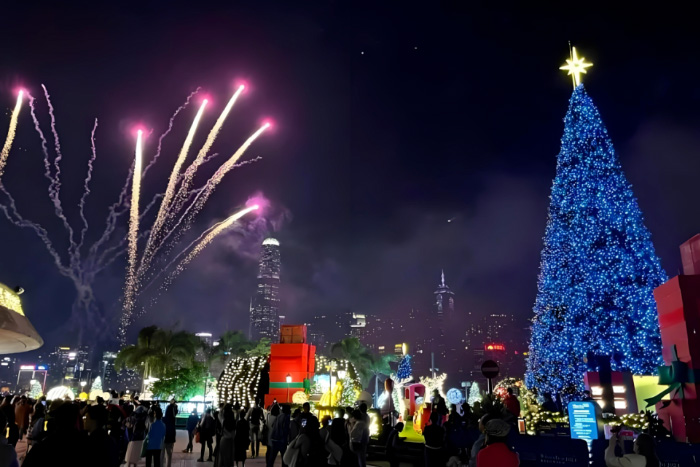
23, 401, 89, 467
198, 408, 216, 462
423, 412, 446, 467
184, 408, 199, 453
386, 422, 404, 467
163, 400, 178, 467
85, 404, 120, 467
234, 411, 250, 466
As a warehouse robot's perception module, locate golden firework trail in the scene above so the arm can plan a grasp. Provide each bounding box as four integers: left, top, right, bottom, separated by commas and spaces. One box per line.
139, 99, 208, 275
170, 85, 245, 215
0, 90, 24, 178
123, 130, 144, 317
163, 122, 270, 245
167, 204, 259, 282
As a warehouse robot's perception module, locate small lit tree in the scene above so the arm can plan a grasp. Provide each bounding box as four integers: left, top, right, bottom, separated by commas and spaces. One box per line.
468, 382, 482, 405
91, 376, 103, 393
397, 354, 412, 380
29, 380, 43, 399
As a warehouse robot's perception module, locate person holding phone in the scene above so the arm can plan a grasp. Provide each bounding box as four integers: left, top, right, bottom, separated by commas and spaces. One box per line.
605, 426, 659, 467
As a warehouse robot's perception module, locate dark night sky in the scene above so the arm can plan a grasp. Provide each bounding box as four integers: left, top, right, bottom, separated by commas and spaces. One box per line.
2, 3, 700, 355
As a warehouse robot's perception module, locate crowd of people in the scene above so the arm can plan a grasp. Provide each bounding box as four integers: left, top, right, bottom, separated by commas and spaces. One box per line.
0, 387, 665, 467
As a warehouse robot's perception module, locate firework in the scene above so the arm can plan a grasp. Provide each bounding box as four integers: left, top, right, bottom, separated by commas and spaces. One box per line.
0, 90, 24, 178
140, 99, 208, 275
169, 85, 245, 217
164, 204, 259, 285
0, 84, 270, 344
162, 122, 270, 248
123, 129, 144, 318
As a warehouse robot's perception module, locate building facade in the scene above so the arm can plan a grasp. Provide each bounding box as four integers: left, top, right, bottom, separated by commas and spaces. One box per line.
250, 238, 282, 342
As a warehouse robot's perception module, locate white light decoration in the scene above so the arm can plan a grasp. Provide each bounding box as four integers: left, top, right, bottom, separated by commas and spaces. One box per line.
46, 386, 75, 400
217, 355, 267, 408
446, 388, 464, 405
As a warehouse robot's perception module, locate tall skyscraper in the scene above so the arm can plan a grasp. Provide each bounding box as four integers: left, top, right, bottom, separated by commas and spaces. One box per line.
433, 270, 455, 321
250, 237, 282, 342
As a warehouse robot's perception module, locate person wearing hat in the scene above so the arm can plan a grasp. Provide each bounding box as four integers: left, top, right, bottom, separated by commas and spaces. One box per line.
476, 419, 519, 466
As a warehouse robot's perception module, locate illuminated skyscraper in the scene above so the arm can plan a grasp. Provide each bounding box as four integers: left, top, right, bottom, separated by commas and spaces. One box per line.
250, 238, 282, 342
433, 270, 454, 321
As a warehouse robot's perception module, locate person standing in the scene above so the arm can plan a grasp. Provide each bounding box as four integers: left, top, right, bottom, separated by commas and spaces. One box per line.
385, 422, 404, 467
218, 404, 236, 467
184, 408, 199, 453
198, 408, 216, 462
163, 400, 178, 467
503, 388, 520, 418
349, 409, 369, 467
469, 414, 493, 467
423, 412, 446, 466
605, 430, 659, 467
0, 411, 19, 467
476, 419, 519, 467
266, 404, 289, 467
14, 396, 31, 441
247, 402, 264, 458
145, 407, 166, 467
85, 404, 120, 467
234, 411, 250, 466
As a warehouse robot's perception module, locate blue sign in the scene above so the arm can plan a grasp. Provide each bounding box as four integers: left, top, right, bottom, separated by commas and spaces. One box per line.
567, 401, 599, 442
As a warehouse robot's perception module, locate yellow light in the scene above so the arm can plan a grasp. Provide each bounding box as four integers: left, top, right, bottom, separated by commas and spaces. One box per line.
559, 46, 593, 88
612, 385, 625, 394
0, 286, 24, 316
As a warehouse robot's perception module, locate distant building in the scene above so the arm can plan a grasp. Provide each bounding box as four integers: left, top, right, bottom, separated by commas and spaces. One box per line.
307, 314, 328, 351
48, 345, 92, 386
99, 351, 118, 388
250, 238, 282, 342
433, 270, 455, 321
350, 313, 368, 341
0, 357, 17, 387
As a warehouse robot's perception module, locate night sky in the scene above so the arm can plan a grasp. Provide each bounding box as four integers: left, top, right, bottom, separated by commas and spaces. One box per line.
2, 3, 700, 355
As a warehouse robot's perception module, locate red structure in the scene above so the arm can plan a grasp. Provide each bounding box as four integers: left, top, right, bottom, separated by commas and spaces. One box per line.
583, 371, 637, 415
652, 235, 700, 443
265, 324, 316, 406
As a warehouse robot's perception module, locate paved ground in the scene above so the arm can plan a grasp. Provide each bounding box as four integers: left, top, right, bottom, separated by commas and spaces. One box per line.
15, 430, 401, 466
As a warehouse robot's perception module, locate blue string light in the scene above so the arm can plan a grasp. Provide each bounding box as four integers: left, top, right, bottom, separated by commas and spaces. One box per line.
525, 85, 666, 398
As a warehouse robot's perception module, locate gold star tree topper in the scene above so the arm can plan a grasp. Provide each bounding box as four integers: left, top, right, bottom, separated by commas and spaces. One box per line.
560, 46, 593, 89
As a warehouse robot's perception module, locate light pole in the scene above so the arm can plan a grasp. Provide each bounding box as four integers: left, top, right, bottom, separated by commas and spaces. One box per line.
461, 381, 472, 404
80, 381, 87, 393
286, 374, 292, 403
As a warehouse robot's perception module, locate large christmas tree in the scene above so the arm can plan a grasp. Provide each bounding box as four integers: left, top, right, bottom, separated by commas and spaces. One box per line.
526, 82, 666, 398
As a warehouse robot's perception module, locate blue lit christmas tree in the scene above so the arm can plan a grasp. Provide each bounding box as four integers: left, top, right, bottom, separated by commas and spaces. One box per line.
526, 55, 666, 398
397, 354, 412, 380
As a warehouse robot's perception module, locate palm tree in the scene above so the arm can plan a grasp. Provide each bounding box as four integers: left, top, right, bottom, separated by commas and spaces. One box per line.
367, 354, 397, 407
115, 326, 199, 381
329, 337, 376, 387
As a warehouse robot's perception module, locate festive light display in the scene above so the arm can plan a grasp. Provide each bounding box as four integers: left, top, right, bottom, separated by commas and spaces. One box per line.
0, 286, 24, 316
396, 354, 412, 380
446, 388, 464, 405
526, 85, 666, 398
468, 382, 482, 405
46, 386, 75, 400
91, 376, 103, 393
29, 380, 42, 399
217, 356, 266, 407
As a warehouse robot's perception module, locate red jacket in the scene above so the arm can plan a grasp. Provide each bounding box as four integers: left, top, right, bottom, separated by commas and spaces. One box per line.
477, 442, 519, 467
504, 395, 520, 417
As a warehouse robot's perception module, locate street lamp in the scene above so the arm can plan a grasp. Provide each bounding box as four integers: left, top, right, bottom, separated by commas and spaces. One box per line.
80, 381, 87, 392
286, 374, 292, 403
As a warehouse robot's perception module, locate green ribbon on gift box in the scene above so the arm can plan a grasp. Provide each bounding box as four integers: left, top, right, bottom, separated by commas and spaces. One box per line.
645, 345, 700, 407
